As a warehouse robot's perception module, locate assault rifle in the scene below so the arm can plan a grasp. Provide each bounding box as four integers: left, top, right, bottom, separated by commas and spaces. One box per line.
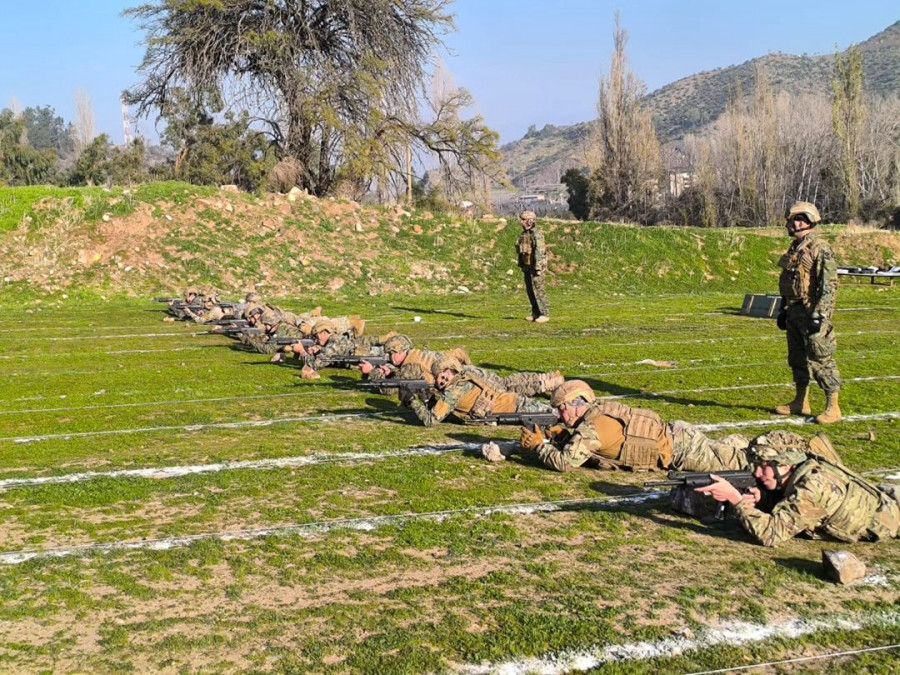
213, 318, 250, 328
273, 337, 316, 349
329, 355, 390, 368
154, 297, 180, 303
468, 412, 559, 427
644, 470, 757, 519
358, 378, 433, 402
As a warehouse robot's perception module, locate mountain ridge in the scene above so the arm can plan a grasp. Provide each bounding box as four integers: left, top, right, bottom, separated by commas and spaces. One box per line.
502, 20, 900, 187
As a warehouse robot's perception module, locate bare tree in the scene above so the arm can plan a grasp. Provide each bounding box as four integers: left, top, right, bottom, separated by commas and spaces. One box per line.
588, 14, 662, 223
73, 89, 96, 154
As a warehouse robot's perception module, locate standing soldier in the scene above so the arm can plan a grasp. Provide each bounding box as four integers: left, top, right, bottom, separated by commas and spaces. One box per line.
517, 210, 549, 323
774, 202, 842, 424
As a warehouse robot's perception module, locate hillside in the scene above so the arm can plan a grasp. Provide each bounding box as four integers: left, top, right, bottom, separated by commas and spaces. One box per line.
503, 20, 900, 186
2, 182, 900, 302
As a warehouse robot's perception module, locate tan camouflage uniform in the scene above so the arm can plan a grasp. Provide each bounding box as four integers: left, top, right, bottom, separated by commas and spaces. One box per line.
369, 347, 471, 386
535, 401, 751, 473
246, 323, 305, 355
410, 365, 553, 427
307, 332, 381, 369
517, 223, 549, 319
778, 232, 841, 396
733, 459, 900, 547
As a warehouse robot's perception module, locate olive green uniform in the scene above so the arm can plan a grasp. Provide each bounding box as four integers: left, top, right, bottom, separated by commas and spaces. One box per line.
733, 459, 900, 547
517, 226, 549, 319
534, 401, 751, 473
778, 233, 841, 396
410, 365, 553, 427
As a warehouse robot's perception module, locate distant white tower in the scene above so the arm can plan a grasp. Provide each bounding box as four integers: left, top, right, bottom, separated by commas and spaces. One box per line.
121, 96, 134, 145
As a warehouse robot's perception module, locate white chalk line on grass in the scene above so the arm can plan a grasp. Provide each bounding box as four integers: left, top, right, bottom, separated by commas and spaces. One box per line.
0, 443, 480, 490
5, 373, 899, 419
6, 402, 900, 446
457, 612, 900, 675
685, 643, 900, 675
697, 411, 900, 432
0, 493, 664, 565
0, 346, 209, 360
4, 411, 404, 444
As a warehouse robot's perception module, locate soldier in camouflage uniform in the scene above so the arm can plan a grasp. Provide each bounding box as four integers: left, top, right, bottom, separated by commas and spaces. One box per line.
517, 210, 549, 323
359, 334, 472, 386
167, 288, 204, 320
515, 380, 755, 472
409, 356, 557, 426
697, 434, 900, 547
775, 201, 842, 424
243, 309, 306, 361
184, 294, 236, 324
289, 318, 383, 380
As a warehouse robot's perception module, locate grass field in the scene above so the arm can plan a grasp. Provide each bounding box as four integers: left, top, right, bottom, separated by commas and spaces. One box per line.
1, 284, 899, 673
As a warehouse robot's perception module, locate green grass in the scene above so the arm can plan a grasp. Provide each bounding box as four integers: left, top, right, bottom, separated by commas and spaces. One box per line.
0, 285, 898, 671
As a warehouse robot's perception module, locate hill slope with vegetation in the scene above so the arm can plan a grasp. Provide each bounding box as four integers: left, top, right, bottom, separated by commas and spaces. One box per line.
502, 20, 900, 185
2, 182, 899, 301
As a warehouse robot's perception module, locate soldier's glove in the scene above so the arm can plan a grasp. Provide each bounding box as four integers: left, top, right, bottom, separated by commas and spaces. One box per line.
519, 423, 546, 452
809, 310, 823, 334
398, 388, 415, 407
776, 308, 787, 331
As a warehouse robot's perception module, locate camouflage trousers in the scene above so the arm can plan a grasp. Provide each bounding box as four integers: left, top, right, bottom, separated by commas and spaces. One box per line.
668, 422, 751, 472
524, 271, 549, 318
514, 395, 555, 414
785, 304, 841, 395
502, 372, 559, 397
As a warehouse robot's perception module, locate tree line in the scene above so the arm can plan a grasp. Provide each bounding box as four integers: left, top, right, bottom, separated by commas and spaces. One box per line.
2, 0, 502, 207
564, 18, 900, 228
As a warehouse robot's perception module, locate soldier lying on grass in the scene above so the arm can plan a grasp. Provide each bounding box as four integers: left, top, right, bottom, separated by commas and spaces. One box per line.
697, 435, 900, 547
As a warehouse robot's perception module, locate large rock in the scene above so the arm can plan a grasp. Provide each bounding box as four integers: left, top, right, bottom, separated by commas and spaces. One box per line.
822, 550, 867, 585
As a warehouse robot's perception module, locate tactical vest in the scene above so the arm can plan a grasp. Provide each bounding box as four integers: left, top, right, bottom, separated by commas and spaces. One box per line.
517, 230, 535, 267
456, 368, 513, 418
778, 235, 824, 308
404, 349, 438, 385
590, 401, 673, 470
787, 459, 900, 542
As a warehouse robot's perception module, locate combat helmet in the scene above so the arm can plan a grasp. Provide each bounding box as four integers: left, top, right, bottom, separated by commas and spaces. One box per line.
384, 334, 413, 355
550, 379, 596, 408
313, 318, 337, 335
431, 355, 463, 378
245, 292, 262, 303
259, 309, 280, 326
786, 201, 821, 225
520, 210, 537, 222
748, 430, 808, 467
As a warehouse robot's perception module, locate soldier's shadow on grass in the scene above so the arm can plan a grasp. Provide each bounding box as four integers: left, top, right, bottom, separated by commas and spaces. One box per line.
391, 306, 481, 319
311, 397, 415, 424
578, 377, 771, 414
637, 505, 757, 544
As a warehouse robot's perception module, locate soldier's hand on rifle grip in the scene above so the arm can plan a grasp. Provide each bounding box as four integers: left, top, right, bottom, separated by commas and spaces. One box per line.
519, 423, 546, 452
776, 309, 787, 331
359, 360, 374, 375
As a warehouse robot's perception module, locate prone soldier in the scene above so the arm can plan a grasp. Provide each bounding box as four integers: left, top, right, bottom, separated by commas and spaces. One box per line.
697, 433, 900, 547
512, 380, 821, 474
360, 334, 471, 385
408, 356, 559, 426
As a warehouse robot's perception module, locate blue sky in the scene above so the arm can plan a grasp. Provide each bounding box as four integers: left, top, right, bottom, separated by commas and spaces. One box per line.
1, 1, 897, 144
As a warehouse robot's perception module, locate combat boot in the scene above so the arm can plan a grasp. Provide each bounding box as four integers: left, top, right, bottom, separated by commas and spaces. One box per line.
534, 315, 550, 324
541, 370, 565, 394
815, 393, 842, 425
774, 385, 811, 416
349, 316, 366, 337
311, 306, 323, 317
299, 365, 320, 380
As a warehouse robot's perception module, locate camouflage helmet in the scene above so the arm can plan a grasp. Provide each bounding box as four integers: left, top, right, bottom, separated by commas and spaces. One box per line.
431, 355, 463, 378
520, 210, 537, 222
550, 380, 596, 408
748, 430, 808, 467
185, 288, 199, 298
384, 334, 413, 355
245, 292, 262, 303
786, 201, 821, 225
259, 309, 280, 326
313, 318, 337, 335
248, 306, 265, 319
